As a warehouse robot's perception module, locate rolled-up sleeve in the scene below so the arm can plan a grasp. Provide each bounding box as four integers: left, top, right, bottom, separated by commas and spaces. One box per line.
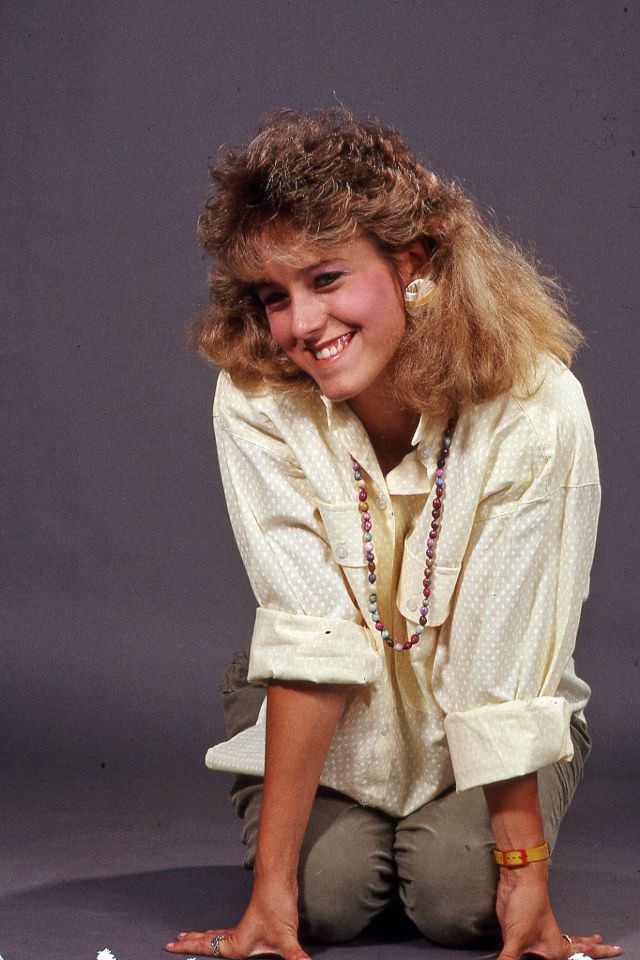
214, 400, 379, 685
436, 392, 601, 791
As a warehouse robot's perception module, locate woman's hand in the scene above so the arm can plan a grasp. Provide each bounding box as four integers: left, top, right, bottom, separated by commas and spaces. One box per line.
495, 862, 623, 960
165, 879, 310, 959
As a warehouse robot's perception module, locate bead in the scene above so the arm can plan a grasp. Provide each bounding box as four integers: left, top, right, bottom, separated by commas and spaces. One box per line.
351, 421, 453, 653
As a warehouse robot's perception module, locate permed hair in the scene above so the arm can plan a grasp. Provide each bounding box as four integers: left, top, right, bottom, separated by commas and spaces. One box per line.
191, 108, 584, 419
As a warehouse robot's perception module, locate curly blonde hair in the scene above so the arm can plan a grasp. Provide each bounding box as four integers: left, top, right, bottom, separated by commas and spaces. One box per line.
191, 108, 584, 419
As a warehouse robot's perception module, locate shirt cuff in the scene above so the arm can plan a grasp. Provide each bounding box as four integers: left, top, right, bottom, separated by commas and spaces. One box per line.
444, 696, 575, 791
247, 606, 382, 685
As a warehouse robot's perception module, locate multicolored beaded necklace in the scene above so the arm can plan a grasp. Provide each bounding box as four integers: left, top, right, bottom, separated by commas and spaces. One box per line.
350, 417, 456, 652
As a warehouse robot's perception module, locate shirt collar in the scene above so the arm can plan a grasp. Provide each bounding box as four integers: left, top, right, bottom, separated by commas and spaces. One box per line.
319, 394, 444, 491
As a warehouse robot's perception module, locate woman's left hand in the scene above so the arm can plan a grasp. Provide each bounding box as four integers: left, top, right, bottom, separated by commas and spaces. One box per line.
495, 862, 623, 959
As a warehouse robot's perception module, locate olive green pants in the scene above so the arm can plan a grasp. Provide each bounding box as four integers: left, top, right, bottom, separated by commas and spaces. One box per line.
221, 649, 591, 948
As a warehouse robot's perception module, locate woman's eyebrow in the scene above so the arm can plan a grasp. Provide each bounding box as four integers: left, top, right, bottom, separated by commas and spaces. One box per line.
252, 258, 348, 290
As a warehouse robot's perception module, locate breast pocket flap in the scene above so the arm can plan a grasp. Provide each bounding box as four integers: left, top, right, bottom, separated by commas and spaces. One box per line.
397, 551, 460, 626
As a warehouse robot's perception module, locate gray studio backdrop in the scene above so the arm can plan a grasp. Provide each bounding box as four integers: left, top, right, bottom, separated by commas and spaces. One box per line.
2, 2, 638, 789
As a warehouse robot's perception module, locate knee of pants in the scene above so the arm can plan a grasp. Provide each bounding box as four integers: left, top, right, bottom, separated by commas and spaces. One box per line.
298, 808, 395, 943
396, 828, 499, 947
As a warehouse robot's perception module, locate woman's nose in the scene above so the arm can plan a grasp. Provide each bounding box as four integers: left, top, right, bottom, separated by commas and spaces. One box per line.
289, 292, 326, 341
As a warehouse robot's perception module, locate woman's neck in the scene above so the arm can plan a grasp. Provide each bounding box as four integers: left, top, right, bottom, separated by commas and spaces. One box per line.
346, 382, 420, 474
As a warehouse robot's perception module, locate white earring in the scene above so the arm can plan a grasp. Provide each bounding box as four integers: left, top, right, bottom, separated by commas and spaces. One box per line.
404, 278, 436, 314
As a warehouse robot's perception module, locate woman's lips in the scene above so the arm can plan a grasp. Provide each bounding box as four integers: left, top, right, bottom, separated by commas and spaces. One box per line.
309, 332, 355, 364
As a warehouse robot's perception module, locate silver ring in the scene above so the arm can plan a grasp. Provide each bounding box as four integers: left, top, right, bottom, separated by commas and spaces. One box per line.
562, 934, 573, 945
211, 933, 227, 957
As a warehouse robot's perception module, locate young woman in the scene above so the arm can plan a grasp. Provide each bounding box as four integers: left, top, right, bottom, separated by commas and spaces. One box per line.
166, 110, 622, 960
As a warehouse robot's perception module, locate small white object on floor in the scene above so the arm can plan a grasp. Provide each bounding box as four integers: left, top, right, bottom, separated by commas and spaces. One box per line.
569, 953, 589, 960
97, 950, 117, 960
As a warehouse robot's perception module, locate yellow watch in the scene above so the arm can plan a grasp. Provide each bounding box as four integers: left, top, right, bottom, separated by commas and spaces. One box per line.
494, 841, 551, 867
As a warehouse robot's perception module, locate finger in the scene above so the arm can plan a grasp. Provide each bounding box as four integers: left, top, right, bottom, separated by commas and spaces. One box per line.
165, 929, 231, 956
566, 935, 623, 958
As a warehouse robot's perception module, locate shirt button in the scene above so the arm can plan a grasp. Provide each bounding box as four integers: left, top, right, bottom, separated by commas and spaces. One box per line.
376, 494, 388, 510
336, 543, 348, 560
406, 598, 417, 612
418, 444, 431, 462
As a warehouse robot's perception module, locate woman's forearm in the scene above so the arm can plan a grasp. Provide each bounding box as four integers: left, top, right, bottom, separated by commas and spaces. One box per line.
483, 772, 546, 851
254, 680, 350, 887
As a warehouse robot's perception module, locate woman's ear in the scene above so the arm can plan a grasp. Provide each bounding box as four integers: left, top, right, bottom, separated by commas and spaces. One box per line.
392, 240, 432, 286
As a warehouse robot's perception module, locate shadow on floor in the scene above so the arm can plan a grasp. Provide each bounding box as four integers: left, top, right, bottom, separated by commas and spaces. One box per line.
0, 864, 496, 960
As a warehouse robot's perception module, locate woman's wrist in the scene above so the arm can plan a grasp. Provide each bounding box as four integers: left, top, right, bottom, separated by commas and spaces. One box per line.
498, 857, 549, 885
254, 851, 299, 888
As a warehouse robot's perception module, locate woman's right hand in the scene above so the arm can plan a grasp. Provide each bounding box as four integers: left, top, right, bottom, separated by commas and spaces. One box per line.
165, 879, 311, 959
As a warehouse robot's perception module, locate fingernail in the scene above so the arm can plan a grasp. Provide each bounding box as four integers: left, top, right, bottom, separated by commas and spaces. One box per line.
166, 943, 174, 948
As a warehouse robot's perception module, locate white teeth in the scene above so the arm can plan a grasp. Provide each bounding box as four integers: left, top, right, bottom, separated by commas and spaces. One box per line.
313, 333, 352, 361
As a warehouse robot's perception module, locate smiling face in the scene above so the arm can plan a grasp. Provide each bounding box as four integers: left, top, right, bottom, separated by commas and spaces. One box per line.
252, 234, 427, 406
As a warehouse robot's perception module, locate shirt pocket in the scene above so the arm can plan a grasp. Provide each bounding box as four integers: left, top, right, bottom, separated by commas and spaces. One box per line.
394, 550, 461, 715
316, 500, 368, 568
315, 499, 369, 622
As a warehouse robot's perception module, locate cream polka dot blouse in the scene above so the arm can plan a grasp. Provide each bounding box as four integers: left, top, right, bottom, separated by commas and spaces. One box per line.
205, 352, 601, 817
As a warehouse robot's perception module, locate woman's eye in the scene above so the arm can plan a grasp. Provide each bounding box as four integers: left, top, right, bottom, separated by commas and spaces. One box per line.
261, 291, 287, 308
314, 271, 342, 288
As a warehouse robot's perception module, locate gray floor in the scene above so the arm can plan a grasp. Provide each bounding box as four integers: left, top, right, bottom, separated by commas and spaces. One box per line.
1, 762, 637, 960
